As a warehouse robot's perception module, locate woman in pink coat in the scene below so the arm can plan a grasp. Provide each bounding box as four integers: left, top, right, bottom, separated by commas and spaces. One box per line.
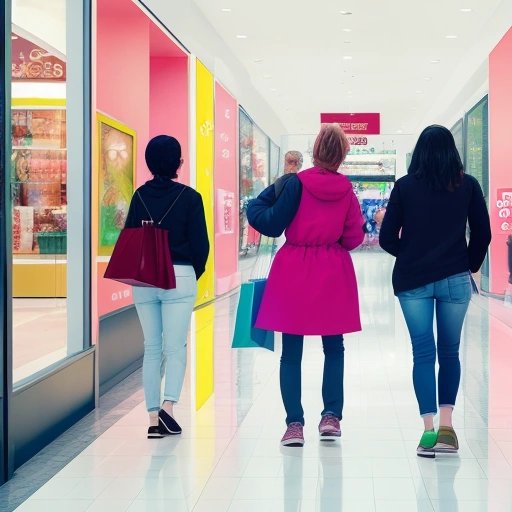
247, 124, 364, 446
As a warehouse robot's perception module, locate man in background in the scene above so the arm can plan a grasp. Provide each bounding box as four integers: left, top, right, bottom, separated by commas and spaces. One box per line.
282, 150, 303, 175
274, 150, 303, 250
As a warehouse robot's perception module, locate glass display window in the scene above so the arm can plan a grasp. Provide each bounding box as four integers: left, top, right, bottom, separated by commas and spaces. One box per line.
11, 105, 67, 256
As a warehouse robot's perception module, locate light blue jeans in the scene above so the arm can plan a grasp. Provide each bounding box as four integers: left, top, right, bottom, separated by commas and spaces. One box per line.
133, 265, 197, 412
397, 271, 471, 417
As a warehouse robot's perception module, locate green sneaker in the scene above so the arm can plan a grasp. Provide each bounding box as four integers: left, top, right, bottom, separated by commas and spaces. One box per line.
417, 430, 437, 458
434, 426, 459, 453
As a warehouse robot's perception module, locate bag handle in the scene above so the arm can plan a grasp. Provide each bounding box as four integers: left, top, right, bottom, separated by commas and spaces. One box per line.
137, 186, 186, 226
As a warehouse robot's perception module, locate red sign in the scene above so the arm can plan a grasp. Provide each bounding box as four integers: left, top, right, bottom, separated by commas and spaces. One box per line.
11, 33, 66, 81
320, 113, 380, 135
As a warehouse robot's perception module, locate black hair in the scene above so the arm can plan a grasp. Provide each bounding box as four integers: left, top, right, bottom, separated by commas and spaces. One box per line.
145, 135, 181, 179
408, 125, 463, 191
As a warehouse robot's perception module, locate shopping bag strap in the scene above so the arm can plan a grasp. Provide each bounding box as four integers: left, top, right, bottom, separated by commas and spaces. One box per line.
137, 186, 186, 226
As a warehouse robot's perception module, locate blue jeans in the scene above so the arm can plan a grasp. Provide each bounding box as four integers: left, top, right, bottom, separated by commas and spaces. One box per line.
133, 265, 197, 412
397, 272, 471, 416
280, 333, 344, 425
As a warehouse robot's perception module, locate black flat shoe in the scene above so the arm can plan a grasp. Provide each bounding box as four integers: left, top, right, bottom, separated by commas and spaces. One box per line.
159, 409, 182, 435
147, 426, 164, 439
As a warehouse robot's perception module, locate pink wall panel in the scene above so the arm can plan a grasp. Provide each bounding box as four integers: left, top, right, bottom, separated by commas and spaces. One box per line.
97, 0, 150, 186
96, 0, 190, 319
150, 57, 190, 185
214, 82, 240, 294
489, 28, 512, 295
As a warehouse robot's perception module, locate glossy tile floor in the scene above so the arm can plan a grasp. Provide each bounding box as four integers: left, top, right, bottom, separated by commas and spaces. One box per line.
15, 253, 512, 512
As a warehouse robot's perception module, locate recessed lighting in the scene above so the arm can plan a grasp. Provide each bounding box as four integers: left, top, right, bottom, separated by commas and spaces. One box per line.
270, 88, 277, 92
416, 90, 423, 94
460, 8, 472, 12
344, 40, 352, 44
424, 76, 432, 81
236, 34, 247, 39
430, 59, 441, 63
445, 35, 458, 39
339, 10, 352, 15
397, 129, 403, 134
342, 28, 352, 32
254, 58, 264, 63
221, 8, 232, 12
343, 56, 353, 60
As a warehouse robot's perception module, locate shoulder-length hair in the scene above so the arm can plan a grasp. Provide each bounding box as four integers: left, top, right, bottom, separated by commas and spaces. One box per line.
408, 125, 463, 190
313, 123, 350, 171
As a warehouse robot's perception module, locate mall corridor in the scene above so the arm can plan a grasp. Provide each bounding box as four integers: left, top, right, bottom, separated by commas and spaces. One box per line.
4, 253, 511, 512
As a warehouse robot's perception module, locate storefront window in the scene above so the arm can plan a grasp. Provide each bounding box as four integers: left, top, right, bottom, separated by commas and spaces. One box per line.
269, 140, 280, 183
464, 96, 490, 291
238, 108, 270, 259
10, 0, 87, 384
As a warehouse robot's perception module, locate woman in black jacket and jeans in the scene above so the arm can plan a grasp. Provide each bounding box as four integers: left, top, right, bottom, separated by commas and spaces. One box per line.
380, 125, 491, 458
124, 135, 209, 439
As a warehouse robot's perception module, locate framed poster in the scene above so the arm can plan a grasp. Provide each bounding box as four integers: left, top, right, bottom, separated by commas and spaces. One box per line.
97, 113, 135, 256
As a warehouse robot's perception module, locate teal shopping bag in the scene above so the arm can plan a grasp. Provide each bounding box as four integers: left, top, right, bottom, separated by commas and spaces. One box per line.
232, 278, 274, 351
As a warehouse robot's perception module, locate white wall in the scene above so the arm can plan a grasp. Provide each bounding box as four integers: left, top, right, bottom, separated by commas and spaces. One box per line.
416, 0, 512, 133
140, 0, 287, 143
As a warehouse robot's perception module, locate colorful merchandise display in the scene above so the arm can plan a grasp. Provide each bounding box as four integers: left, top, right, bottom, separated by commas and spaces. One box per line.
11, 106, 67, 255
343, 146, 396, 249
352, 181, 394, 249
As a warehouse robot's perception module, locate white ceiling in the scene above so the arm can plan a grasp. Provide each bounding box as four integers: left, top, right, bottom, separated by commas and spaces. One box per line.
192, 0, 508, 135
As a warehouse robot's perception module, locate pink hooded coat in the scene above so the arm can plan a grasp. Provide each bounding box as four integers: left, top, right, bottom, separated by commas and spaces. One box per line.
255, 167, 364, 335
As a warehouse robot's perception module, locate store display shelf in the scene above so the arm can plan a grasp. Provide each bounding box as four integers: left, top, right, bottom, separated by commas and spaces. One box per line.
13, 255, 67, 263
12, 146, 67, 151
13, 181, 66, 185
345, 175, 395, 182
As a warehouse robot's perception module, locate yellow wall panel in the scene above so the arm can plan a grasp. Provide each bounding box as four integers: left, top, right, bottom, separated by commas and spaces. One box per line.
195, 59, 215, 307
195, 304, 215, 410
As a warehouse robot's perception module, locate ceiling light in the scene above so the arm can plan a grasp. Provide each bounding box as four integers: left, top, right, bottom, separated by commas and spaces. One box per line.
344, 40, 352, 44
339, 10, 352, 15
430, 59, 441, 63
397, 129, 403, 134
270, 88, 277, 92
254, 58, 264, 63
221, 8, 232, 12
460, 8, 472, 12
343, 56, 353, 60
342, 28, 352, 32
347, 90, 353, 94
416, 90, 423, 94
445, 35, 458, 39
236, 34, 247, 39
424, 76, 432, 81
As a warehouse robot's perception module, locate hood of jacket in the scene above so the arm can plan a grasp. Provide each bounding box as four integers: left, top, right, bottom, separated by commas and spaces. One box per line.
140, 177, 184, 199
298, 166, 353, 201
